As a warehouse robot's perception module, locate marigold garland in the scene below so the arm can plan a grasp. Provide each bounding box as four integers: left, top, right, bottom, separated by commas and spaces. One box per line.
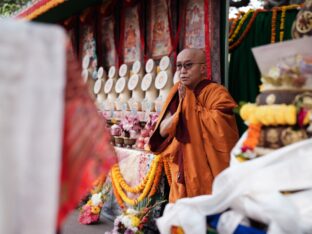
111, 172, 125, 209
280, 6, 287, 41
171, 226, 185, 234
91, 174, 107, 194
112, 164, 149, 194
229, 10, 254, 44
242, 124, 262, 150
148, 158, 163, 198
229, 12, 242, 38
111, 155, 162, 207
229, 10, 262, 51
22, 0, 65, 20
230, 4, 302, 51
271, 9, 278, 43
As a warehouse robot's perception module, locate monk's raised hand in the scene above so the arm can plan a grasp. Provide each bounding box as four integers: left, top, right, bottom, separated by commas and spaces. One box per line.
178, 83, 186, 100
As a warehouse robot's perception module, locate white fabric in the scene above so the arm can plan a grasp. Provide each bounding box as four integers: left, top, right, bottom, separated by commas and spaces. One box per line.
217, 210, 246, 234
0, 20, 66, 234
157, 138, 312, 234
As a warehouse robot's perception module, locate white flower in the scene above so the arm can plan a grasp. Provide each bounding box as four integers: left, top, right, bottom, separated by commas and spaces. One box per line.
244, 150, 256, 159
130, 226, 138, 232
114, 215, 122, 225
91, 192, 102, 206
126, 208, 140, 215
121, 215, 132, 228
268, 66, 281, 79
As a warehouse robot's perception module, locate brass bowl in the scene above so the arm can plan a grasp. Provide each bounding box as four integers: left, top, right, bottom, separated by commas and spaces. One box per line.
114, 136, 124, 147
123, 138, 136, 148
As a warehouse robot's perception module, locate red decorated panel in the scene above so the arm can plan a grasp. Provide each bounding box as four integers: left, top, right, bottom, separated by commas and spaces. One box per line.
184, 0, 205, 49
123, 5, 142, 64
148, 0, 173, 58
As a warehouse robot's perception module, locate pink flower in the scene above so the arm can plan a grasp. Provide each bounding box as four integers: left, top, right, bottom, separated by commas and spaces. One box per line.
241, 146, 252, 152
78, 205, 100, 225
297, 107, 308, 128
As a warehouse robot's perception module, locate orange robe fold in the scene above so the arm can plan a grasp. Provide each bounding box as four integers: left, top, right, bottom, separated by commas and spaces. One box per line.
149, 80, 239, 202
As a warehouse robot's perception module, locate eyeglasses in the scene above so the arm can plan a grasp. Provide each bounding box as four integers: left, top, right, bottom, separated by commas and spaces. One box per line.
176, 62, 205, 71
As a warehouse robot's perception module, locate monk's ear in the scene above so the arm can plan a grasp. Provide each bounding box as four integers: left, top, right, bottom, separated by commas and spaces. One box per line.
200, 63, 207, 75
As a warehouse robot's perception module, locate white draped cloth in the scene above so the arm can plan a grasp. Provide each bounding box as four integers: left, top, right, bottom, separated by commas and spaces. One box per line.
0, 20, 66, 234
157, 137, 312, 234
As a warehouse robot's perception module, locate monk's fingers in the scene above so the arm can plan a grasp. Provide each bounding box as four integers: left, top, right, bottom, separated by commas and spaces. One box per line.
178, 84, 186, 100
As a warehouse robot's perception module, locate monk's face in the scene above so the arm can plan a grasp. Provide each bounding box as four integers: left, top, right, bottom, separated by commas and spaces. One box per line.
176, 49, 206, 89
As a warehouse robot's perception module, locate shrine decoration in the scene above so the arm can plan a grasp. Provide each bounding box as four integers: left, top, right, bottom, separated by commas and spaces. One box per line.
98, 0, 119, 68
119, 0, 145, 65
15, 0, 65, 20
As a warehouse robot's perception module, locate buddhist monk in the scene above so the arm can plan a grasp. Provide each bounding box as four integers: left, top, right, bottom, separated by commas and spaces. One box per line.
149, 48, 239, 202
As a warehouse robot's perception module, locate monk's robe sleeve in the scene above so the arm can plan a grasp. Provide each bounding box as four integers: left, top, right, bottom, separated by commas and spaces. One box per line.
149, 93, 182, 154
196, 84, 239, 176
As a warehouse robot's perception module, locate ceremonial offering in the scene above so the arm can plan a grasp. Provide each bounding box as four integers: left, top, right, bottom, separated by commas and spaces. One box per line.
104, 78, 117, 111
173, 71, 180, 84
155, 71, 169, 90
108, 66, 118, 79
119, 64, 129, 77
159, 55, 171, 71
235, 38, 312, 161
141, 73, 158, 112
132, 60, 144, 75
82, 55, 90, 70
97, 66, 106, 79
145, 58, 156, 74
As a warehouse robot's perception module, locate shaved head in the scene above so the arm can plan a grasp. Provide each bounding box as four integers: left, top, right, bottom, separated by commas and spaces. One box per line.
177, 48, 206, 63
176, 48, 207, 89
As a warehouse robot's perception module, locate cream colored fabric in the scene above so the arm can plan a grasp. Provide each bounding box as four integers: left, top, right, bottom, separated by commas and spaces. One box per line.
0, 20, 66, 234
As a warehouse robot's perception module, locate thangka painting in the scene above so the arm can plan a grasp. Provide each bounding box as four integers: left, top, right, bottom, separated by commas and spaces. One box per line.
148, 0, 173, 58
123, 6, 141, 64
80, 25, 97, 60
184, 0, 205, 49
100, 16, 117, 67
79, 9, 97, 62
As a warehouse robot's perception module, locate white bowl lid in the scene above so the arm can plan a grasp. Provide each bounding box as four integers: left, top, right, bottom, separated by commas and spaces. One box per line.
108, 66, 116, 79
115, 77, 127, 93
141, 73, 153, 91
159, 56, 171, 71
128, 74, 140, 90
81, 69, 89, 84
104, 79, 114, 94
155, 71, 168, 89
145, 58, 155, 73
173, 71, 180, 84
119, 64, 128, 77
82, 55, 90, 69
132, 60, 142, 74
97, 67, 104, 79
94, 79, 102, 94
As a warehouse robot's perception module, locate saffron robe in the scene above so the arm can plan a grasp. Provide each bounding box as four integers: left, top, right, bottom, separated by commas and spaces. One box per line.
149, 80, 239, 202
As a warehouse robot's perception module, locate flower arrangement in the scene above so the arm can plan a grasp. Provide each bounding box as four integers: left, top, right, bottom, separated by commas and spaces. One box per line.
105, 200, 166, 234
136, 113, 159, 150
78, 181, 111, 225
111, 155, 163, 208
120, 114, 141, 138
78, 192, 103, 225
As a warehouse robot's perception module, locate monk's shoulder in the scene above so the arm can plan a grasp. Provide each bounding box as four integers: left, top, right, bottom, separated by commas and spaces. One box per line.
201, 82, 230, 97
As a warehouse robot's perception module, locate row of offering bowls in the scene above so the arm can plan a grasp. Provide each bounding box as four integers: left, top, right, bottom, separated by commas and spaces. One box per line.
112, 136, 137, 148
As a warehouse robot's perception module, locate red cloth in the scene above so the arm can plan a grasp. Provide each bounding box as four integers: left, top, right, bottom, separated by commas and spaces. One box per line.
57, 48, 117, 227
